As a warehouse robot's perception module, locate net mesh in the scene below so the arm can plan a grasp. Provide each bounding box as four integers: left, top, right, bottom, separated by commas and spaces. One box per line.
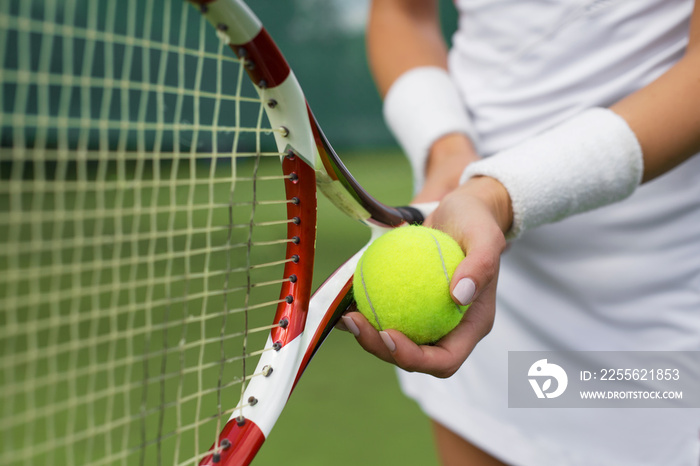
0, 0, 290, 464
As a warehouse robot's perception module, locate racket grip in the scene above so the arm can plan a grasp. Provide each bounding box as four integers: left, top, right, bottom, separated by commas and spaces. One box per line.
400, 202, 438, 224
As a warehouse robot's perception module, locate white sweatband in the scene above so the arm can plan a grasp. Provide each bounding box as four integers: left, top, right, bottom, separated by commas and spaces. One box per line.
383, 67, 477, 193
460, 108, 644, 239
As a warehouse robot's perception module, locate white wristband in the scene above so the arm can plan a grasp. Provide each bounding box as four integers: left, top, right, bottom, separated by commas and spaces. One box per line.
383, 67, 477, 192
460, 108, 644, 239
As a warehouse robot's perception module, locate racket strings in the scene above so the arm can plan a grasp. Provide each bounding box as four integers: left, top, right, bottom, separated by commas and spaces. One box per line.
0, 205, 293, 271
0, 277, 293, 376
0, 310, 288, 419
0, 0, 292, 465
0, 149, 283, 163
0, 213, 294, 292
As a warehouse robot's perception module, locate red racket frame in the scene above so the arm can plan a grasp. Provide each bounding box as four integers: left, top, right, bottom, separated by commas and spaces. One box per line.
193, 1, 424, 463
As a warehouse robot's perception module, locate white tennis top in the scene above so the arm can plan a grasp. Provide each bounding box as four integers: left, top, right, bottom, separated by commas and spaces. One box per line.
397, 0, 700, 464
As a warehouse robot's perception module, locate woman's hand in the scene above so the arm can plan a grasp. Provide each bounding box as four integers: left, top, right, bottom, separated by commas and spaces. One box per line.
341, 176, 512, 378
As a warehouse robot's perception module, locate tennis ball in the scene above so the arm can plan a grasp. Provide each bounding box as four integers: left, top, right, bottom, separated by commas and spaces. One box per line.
353, 225, 468, 345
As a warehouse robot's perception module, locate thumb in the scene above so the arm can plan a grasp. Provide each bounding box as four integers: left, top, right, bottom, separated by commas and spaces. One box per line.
450, 231, 505, 306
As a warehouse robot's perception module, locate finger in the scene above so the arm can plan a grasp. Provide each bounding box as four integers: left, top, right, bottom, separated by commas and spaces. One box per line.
450, 224, 505, 306
384, 289, 497, 378
342, 312, 397, 364
334, 317, 349, 332
346, 311, 460, 372
334, 303, 358, 332
439, 283, 497, 355
422, 212, 437, 229
380, 321, 478, 378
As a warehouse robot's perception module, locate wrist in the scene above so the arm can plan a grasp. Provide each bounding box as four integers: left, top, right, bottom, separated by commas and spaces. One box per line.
413, 134, 481, 203
460, 108, 643, 239
383, 67, 477, 193
461, 176, 513, 234
426, 133, 479, 177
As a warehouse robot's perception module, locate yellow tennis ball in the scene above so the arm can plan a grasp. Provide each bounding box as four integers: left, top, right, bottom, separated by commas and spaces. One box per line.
353, 225, 468, 345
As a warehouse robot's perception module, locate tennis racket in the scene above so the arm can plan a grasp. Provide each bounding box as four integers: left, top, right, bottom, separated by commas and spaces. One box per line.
0, 0, 433, 465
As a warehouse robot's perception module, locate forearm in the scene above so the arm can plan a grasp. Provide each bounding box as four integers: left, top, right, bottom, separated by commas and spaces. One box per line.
369, 0, 479, 198
367, 0, 447, 97
612, 45, 700, 183
462, 3, 700, 238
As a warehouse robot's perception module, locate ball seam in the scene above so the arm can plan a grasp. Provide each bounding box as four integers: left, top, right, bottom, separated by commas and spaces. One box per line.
359, 257, 384, 331
426, 230, 465, 315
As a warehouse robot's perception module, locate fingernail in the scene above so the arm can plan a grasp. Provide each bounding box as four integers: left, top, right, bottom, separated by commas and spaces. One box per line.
379, 331, 396, 352
453, 278, 476, 306
342, 315, 360, 337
